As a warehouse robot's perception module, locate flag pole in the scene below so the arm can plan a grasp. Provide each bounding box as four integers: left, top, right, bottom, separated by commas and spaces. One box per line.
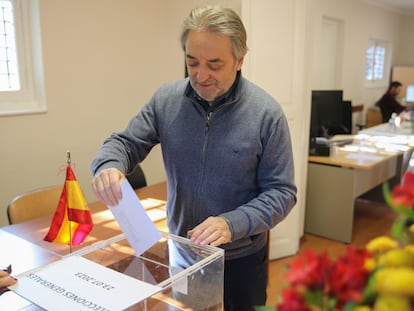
67, 150, 73, 253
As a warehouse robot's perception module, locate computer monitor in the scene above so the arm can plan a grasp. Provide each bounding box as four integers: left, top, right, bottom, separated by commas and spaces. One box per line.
309, 90, 349, 139
406, 84, 414, 103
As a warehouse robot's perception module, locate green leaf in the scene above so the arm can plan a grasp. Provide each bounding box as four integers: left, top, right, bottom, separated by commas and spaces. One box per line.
393, 205, 414, 221
327, 296, 338, 310
361, 272, 378, 304
391, 217, 406, 240
342, 301, 358, 311
304, 289, 324, 307
382, 182, 393, 205
254, 306, 276, 311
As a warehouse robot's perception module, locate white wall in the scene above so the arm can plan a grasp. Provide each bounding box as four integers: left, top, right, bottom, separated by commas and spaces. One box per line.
309, 0, 405, 129
396, 15, 414, 66
0, 0, 238, 226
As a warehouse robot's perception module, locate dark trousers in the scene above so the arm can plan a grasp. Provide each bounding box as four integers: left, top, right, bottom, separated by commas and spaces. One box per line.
224, 246, 268, 311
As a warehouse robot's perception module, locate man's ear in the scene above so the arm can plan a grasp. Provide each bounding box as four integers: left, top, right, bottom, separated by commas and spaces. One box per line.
236, 56, 244, 71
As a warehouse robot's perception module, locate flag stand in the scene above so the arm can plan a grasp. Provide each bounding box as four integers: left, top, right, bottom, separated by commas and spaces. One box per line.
67, 151, 73, 254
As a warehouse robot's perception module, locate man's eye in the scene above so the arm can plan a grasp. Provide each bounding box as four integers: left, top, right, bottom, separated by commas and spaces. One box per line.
208, 63, 223, 71
187, 62, 198, 67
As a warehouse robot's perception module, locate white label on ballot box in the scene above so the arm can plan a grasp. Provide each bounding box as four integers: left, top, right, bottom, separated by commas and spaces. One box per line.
10, 256, 162, 311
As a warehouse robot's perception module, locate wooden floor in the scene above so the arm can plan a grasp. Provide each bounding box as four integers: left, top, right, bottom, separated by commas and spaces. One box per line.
266, 198, 397, 306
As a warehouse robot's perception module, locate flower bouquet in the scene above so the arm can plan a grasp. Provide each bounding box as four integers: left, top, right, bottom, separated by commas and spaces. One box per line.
256, 169, 414, 311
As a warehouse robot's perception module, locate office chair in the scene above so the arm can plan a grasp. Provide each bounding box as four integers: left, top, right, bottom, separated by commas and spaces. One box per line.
375, 100, 392, 123
7, 185, 62, 224
126, 164, 147, 189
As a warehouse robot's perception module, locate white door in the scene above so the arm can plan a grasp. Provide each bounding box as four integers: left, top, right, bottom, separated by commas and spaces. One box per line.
241, 0, 311, 259
312, 16, 344, 89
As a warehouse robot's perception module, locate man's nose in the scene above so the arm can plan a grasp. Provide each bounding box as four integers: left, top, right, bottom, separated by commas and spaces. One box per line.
197, 67, 211, 82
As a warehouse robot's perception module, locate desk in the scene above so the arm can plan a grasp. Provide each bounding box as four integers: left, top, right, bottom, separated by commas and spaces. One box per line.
359, 121, 414, 139
358, 122, 414, 176
306, 147, 400, 243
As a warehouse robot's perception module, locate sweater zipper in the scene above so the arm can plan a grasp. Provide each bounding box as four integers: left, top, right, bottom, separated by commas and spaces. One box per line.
204, 99, 236, 128
202, 111, 213, 163
205, 111, 213, 128
197, 100, 237, 221
202, 103, 230, 159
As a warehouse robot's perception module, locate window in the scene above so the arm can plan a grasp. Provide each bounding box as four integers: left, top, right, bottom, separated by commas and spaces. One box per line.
0, 0, 45, 116
0, 0, 19, 91
365, 38, 391, 87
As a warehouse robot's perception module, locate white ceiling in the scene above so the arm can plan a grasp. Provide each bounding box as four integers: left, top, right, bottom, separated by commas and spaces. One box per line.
367, 0, 414, 14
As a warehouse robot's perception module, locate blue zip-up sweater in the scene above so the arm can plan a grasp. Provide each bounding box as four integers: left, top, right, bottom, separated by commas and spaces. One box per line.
91, 74, 297, 260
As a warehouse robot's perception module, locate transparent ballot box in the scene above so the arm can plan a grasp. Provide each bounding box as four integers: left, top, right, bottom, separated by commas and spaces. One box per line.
70, 231, 225, 311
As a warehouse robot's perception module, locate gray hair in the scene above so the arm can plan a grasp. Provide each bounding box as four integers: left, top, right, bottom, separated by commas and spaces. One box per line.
180, 6, 248, 60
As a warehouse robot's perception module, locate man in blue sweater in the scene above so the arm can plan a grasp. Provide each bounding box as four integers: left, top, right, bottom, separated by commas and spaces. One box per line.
91, 6, 296, 311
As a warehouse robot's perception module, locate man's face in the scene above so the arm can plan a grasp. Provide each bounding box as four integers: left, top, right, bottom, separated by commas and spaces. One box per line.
395, 86, 402, 96
391, 86, 402, 96
185, 30, 244, 103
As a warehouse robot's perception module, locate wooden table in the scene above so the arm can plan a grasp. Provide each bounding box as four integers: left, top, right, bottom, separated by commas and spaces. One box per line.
1, 182, 168, 256
0, 230, 61, 276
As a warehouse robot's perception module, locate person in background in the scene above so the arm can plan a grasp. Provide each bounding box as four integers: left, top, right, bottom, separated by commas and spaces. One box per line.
91, 5, 297, 311
376, 81, 406, 122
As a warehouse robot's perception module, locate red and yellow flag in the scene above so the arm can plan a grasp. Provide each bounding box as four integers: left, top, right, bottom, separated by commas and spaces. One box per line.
44, 165, 93, 245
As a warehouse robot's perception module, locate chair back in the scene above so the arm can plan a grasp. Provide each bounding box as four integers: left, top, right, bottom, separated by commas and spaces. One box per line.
7, 185, 62, 224
366, 107, 383, 128
126, 164, 147, 189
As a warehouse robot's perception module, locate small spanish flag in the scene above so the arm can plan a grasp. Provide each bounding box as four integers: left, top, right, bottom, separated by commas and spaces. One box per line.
44, 164, 93, 245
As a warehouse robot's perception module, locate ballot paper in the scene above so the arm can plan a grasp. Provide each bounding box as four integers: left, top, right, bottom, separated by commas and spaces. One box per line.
10, 256, 162, 311
345, 153, 384, 162
109, 179, 162, 255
